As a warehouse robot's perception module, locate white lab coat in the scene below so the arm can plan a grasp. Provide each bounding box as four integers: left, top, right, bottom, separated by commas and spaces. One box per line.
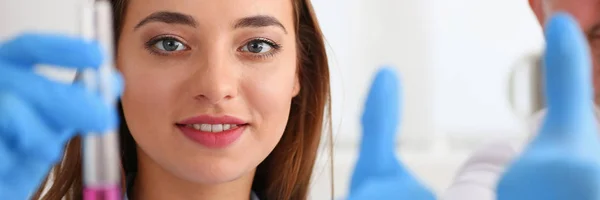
442, 107, 600, 200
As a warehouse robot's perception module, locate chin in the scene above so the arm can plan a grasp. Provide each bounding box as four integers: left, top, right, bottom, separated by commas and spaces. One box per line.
168, 158, 254, 185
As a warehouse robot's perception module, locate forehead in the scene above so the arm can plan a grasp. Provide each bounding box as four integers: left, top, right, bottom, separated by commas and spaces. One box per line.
547, 0, 600, 32
124, 0, 295, 27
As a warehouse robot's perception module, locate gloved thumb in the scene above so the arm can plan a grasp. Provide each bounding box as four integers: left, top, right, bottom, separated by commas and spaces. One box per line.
350, 67, 403, 192
542, 12, 596, 137
360, 67, 401, 156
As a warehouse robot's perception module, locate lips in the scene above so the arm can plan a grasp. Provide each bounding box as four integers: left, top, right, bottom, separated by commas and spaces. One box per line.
184, 123, 240, 132
177, 115, 247, 125
176, 115, 247, 148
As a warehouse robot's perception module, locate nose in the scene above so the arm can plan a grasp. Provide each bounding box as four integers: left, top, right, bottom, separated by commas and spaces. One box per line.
191, 53, 238, 105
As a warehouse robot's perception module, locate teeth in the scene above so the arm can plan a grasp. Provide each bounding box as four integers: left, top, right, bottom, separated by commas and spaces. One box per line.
212, 124, 223, 132
187, 124, 240, 132
200, 124, 212, 132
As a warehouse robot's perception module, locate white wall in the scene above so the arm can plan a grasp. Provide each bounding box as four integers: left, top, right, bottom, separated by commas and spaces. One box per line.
0, 0, 80, 37
312, 0, 436, 151
431, 0, 544, 140
313, 0, 544, 150
0, 0, 81, 82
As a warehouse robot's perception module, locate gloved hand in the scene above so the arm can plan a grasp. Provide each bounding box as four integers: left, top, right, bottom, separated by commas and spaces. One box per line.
0, 33, 123, 199
496, 13, 600, 200
347, 67, 435, 200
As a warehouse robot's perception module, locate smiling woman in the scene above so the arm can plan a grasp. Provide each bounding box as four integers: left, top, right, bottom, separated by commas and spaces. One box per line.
32, 0, 331, 200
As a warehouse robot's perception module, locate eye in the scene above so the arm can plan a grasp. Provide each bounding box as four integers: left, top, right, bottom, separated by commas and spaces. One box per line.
240, 39, 277, 54
153, 38, 187, 52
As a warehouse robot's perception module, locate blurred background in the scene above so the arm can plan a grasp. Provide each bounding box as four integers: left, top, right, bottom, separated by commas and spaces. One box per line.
0, 0, 545, 199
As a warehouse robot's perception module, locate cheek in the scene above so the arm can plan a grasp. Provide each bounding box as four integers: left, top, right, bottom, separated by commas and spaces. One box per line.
242, 53, 298, 132
550, 0, 599, 26
243, 77, 295, 115
593, 44, 600, 101
590, 38, 600, 103
118, 50, 183, 138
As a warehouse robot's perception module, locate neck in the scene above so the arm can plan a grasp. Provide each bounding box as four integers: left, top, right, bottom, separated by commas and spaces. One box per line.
132, 150, 255, 200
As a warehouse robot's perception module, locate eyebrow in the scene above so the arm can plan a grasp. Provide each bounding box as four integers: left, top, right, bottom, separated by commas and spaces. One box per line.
134, 11, 197, 30
134, 12, 287, 34
234, 15, 288, 34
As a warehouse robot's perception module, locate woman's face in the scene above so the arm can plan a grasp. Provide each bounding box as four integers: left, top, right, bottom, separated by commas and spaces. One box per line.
118, 0, 299, 184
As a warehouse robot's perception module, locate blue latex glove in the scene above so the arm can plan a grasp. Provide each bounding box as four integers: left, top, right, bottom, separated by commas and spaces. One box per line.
496, 13, 600, 200
347, 67, 435, 200
0, 33, 123, 199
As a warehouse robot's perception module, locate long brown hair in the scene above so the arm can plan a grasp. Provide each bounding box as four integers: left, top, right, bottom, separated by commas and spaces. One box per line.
33, 0, 332, 199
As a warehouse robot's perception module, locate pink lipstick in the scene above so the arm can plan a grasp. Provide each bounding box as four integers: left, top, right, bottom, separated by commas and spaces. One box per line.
176, 115, 247, 148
